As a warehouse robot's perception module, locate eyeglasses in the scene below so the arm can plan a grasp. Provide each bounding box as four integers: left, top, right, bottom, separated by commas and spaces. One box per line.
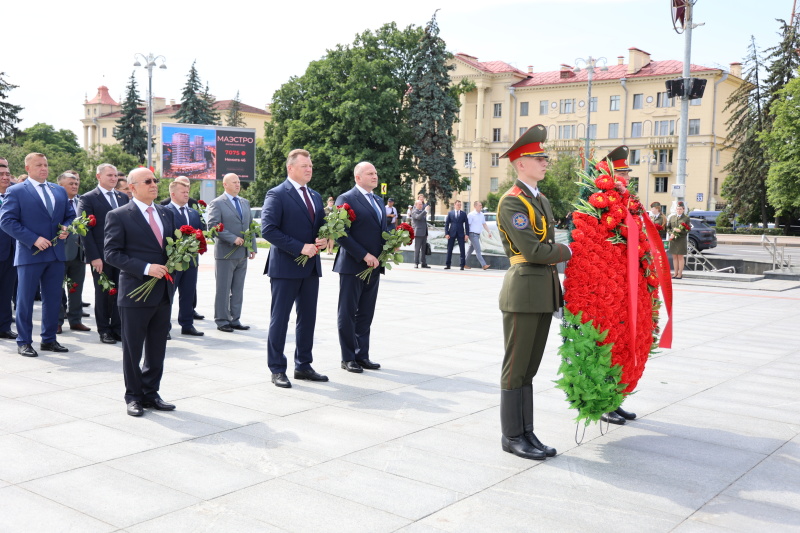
132, 178, 159, 185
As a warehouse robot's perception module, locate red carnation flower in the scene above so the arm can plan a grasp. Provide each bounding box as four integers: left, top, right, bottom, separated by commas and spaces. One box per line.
347, 209, 356, 222
601, 213, 620, 229
68, 286, 77, 293
616, 176, 628, 188
198, 200, 207, 207
397, 222, 415, 242
340, 203, 351, 211
681, 222, 691, 231
605, 191, 621, 205
595, 160, 610, 174
109, 288, 118, 296
588, 193, 609, 209
215, 223, 224, 232
595, 176, 614, 190
88, 215, 97, 227
180, 225, 195, 235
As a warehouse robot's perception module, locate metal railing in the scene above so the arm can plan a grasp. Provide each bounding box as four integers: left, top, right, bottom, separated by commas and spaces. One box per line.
686, 241, 735, 273
761, 234, 793, 271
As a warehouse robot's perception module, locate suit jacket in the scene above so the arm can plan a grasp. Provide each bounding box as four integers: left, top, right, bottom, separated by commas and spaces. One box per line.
262, 179, 325, 279
409, 208, 429, 237
206, 193, 255, 260
333, 186, 387, 275
79, 186, 129, 263
104, 202, 176, 308
63, 196, 83, 262
0, 179, 75, 266
167, 203, 203, 234
0, 192, 15, 262
445, 210, 469, 238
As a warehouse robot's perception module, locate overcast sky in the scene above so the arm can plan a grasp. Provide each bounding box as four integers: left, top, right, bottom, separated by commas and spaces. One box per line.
4, 0, 790, 145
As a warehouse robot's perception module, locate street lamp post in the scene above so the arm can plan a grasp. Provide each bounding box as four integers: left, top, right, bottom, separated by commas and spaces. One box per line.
644, 153, 656, 210
574, 56, 608, 172
133, 53, 167, 170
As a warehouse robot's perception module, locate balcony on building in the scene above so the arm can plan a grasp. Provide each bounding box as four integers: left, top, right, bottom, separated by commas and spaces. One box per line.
648, 135, 677, 149
650, 160, 673, 173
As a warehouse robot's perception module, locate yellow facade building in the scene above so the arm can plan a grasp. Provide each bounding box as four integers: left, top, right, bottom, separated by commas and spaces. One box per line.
446, 47, 745, 213
81, 85, 271, 172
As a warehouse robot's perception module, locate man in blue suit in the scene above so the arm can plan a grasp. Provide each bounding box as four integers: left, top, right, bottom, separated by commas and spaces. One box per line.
334, 161, 385, 373
262, 149, 328, 388
166, 180, 204, 337
0, 153, 75, 357
105, 167, 176, 417
444, 200, 469, 270
0, 161, 18, 341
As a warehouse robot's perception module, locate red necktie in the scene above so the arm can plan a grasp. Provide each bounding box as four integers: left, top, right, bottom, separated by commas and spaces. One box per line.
300, 186, 314, 221
146, 206, 163, 247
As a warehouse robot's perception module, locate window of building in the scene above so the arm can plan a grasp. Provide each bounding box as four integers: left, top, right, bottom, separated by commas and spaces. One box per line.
656, 92, 675, 107
560, 99, 575, 114
632, 94, 643, 109
86, 109, 90, 117
654, 120, 675, 136
520, 127, 527, 137
587, 124, 597, 140
558, 125, 575, 139
589, 97, 597, 112
464, 152, 473, 167
493, 103, 502, 118
491, 177, 499, 192
492, 128, 501, 142
629, 149, 641, 165
491, 153, 499, 167
716, 149, 720, 165
539, 100, 549, 115
608, 123, 620, 138
714, 177, 719, 195
610, 95, 620, 111
655, 149, 673, 171
689, 119, 700, 135
520, 102, 529, 116
631, 122, 643, 137
691, 97, 702, 106
102, 128, 107, 138
655, 177, 668, 193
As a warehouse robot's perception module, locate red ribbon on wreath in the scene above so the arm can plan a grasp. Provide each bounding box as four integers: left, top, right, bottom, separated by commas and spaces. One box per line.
642, 212, 672, 348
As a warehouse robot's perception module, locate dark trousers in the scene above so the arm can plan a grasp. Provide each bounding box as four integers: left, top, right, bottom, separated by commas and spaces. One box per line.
16, 261, 65, 345
0, 257, 15, 332
414, 236, 428, 266
119, 296, 171, 403
173, 265, 198, 328
337, 273, 380, 362
91, 266, 121, 336
59, 258, 86, 325
501, 311, 552, 390
267, 276, 319, 373
446, 235, 466, 267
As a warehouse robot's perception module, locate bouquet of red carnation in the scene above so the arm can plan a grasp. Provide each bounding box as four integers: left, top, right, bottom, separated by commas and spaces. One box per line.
223, 220, 260, 259
127, 224, 203, 302
295, 203, 356, 266
670, 221, 691, 240
356, 222, 414, 282
34, 211, 96, 255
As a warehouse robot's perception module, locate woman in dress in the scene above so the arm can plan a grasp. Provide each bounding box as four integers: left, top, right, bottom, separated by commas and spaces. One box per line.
667, 201, 691, 279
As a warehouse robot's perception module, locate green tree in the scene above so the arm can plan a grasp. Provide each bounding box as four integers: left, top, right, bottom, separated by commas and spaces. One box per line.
202, 83, 221, 125
761, 76, 800, 219
0, 72, 23, 142
406, 12, 463, 221
226, 91, 246, 127
114, 72, 147, 162
18, 123, 81, 154
539, 154, 580, 222
174, 61, 218, 125
247, 22, 424, 207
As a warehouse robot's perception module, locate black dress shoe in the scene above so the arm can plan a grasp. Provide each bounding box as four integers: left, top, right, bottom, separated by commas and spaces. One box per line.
601, 411, 626, 425
341, 361, 363, 373
82, 302, 91, 307
460, 266, 464, 270
525, 431, 557, 457
41, 341, 68, 353
100, 333, 117, 344
356, 358, 381, 370
69, 323, 91, 331
0, 330, 17, 339
294, 368, 329, 382
81, 312, 90, 318
231, 324, 250, 331
615, 406, 637, 420
18, 344, 38, 357
271, 372, 292, 388
217, 325, 234, 332
421, 265, 430, 269
127, 401, 144, 417
142, 398, 176, 411
444, 266, 451, 270
192, 311, 205, 320
502, 435, 546, 460
414, 264, 418, 268
181, 326, 204, 336
112, 333, 123, 342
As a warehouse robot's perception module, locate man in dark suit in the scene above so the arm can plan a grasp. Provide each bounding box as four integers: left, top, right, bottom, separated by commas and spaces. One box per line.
105, 167, 176, 417
333, 161, 385, 373
0, 162, 17, 341
166, 180, 204, 337
79, 163, 129, 344
262, 149, 328, 388
56, 172, 90, 333
444, 200, 469, 270
0, 153, 75, 357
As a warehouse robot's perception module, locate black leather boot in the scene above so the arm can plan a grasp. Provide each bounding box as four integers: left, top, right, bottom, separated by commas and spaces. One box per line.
615, 405, 637, 420
501, 389, 546, 460
522, 384, 556, 457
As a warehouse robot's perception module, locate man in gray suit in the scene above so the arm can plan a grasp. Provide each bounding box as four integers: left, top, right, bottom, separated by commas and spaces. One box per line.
207, 173, 256, 332
57, 172, 90, 332
409, 199, 430, 269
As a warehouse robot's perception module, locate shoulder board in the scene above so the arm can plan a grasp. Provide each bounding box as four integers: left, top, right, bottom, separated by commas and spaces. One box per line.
505, 186, 523, 197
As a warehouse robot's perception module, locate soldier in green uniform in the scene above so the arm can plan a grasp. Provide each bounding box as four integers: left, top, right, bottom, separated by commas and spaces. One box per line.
497, 125, 571, 460
650, 202, 667, 239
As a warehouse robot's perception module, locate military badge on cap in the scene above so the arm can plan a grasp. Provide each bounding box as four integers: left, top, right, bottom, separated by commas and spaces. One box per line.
501, 125, 549, 162
512, 212, 530, 229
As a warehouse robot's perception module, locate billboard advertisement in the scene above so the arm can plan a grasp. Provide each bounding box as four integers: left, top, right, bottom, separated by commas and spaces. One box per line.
161, 123, 256, 180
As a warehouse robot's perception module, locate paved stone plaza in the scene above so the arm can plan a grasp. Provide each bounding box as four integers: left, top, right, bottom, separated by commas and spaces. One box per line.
1, 253, 799, 532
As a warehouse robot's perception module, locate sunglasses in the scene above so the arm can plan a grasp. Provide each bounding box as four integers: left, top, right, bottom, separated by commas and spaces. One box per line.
132, 178, 160, 185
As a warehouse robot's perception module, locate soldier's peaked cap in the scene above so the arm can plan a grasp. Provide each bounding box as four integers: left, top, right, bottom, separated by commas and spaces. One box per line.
601, 146, 632, 172
501, 124, 549, 162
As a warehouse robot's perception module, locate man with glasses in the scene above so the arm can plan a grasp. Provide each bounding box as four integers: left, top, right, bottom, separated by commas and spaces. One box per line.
0, 161, 18, 341
79, 163, 129, 344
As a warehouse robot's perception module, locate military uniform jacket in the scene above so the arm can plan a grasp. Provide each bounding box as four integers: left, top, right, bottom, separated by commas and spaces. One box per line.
497, 180, 570, 314
651, 212, 667, 238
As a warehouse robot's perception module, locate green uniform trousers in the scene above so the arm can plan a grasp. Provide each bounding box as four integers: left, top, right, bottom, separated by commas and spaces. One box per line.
501, 311, 553, 390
